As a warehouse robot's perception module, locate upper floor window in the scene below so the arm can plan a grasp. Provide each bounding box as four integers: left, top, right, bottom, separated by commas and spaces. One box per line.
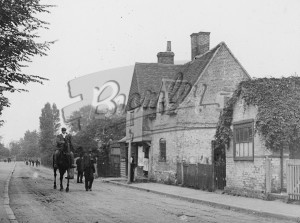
130, 111, 134, 126
159, 139, 166, 162
233, 120, 254, 161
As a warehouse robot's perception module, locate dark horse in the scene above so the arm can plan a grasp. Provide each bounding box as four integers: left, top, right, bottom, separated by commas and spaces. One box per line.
53, 139, 72, 192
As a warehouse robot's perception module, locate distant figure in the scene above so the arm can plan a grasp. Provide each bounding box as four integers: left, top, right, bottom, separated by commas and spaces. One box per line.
76, 152, 84, 183
83, 149, 95, 191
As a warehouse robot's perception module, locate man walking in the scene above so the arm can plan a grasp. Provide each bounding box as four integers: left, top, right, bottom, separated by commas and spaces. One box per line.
83, 149, 96, 191
76, 151, 84, 183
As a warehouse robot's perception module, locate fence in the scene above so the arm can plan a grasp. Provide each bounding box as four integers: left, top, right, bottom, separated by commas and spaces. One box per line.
287, 159, 300, 200
176, 162, 214, 191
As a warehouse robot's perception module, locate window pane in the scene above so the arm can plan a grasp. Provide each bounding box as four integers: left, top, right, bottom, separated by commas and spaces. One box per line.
236, 130, 240, 143
245, 142, 249, 156
244, 128, 249, 142
248, 142, 253, 157
240, 143, 244, 157
249, 127, 253, 139
160, 139, 166, 161
236, 143, 240, 157
239, 129, 243, 142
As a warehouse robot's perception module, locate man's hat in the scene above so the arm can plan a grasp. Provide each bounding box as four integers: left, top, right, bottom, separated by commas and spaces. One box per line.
61, 127, 67, 131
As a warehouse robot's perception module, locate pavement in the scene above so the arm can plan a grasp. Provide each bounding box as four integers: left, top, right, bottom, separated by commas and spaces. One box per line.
99, 177, 300, 222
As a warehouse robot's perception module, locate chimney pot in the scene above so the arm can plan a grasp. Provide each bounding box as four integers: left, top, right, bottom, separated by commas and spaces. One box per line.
167, 41, 171, 51
190, 32, 210, 60
157, 41, 174, 64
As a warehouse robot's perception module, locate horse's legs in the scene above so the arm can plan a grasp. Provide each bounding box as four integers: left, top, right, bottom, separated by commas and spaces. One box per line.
54, 168, 57, 189
65, 168, 70, 192
66, 177, 69, 192
60, 171, 64, 191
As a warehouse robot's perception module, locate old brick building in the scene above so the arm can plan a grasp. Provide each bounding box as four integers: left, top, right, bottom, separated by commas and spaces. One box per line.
225, 79, 300, 198
125, 32, 250, 184
225, 98, 290, 195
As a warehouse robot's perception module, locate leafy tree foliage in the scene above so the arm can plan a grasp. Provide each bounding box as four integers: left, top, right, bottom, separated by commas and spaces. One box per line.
67, 105, 126, 155
20, 130, 40, 157
67, 105, 95, 132
0, 141, 9, 158
0, 0, 54, 124
39, 102, 60, 155
215, 77, 300, 152
9, 140, 21, 157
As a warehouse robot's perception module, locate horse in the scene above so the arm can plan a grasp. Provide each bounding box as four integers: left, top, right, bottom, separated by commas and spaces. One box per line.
53, 139, 72, 192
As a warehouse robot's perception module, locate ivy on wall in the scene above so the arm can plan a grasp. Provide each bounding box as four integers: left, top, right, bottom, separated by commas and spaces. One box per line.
215, 77, 300, 152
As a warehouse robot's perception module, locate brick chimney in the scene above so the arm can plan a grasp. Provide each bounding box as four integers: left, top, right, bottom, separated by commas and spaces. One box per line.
191, 32, 210, 60
157, 41, 174, 64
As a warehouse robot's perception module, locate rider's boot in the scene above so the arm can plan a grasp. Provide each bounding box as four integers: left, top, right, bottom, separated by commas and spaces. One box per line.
53, 150, 59, 168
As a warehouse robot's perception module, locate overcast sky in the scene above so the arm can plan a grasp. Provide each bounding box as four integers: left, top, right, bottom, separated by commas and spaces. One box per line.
1, 0, 300, 146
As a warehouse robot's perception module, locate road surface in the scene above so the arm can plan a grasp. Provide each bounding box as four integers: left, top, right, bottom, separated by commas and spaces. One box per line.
1, 162, 294, 222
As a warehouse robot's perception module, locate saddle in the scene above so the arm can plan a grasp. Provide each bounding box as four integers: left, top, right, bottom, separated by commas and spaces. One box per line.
55, 150, 70, 167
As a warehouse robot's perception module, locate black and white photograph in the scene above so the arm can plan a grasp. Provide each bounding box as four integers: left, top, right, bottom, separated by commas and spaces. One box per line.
1, 0, 300, 222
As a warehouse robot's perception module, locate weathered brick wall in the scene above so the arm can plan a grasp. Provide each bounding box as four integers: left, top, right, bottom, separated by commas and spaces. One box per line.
150, 127, 216, 183
149, 44, 250, 184
226, 98, 289, 192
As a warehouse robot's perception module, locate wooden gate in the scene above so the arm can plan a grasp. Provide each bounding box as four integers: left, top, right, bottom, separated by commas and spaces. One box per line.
287, 159, 300, 200
213, 142, 226, 190
215, 162, 226, 190
176, 163, 213, 191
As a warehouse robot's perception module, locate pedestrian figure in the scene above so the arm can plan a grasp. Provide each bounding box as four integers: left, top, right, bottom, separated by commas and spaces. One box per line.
76, 151, 84, 183
130, 156, 136, 182
83, 149, 95, 191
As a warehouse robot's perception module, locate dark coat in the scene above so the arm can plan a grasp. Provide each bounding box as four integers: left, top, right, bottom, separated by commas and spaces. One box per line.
76, 157, 84, 172
83, 154, 95, 180
56, 134, 73, 152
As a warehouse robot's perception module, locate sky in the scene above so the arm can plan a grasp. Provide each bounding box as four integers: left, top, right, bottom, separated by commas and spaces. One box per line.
1, 0, 300, 146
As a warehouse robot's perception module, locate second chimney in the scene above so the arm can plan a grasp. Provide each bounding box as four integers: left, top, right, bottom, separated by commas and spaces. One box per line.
157, 41, 174, 64
190, 32, 210, 60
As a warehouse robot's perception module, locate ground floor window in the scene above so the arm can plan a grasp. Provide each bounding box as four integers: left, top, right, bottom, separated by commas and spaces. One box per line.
233, 120, 254, 161
159, 139, 166, 162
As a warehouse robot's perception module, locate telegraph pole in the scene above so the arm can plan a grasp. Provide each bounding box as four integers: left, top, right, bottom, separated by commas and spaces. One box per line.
127, 130, 133, 184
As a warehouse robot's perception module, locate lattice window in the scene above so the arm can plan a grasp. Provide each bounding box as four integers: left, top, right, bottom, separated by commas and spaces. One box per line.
233, 121, 254, 161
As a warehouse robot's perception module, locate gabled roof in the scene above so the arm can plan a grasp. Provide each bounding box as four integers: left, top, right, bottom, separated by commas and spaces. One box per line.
126, 63, 181, 110
126, 43, 223, 111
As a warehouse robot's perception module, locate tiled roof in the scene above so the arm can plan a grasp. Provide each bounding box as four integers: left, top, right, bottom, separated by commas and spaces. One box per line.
126, 43, 222, 111
126, 63, 181, 110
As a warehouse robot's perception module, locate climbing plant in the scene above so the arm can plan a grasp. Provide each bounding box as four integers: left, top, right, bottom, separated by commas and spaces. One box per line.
215, 76, 300, 152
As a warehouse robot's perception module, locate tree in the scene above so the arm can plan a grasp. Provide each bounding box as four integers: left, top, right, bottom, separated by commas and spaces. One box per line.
20, 130, 39, 158
9, 140, 21, 157
67, 105, 126, 155
39, 102, 60, 155
0, 0, 54, 125
0, 142, 9, 158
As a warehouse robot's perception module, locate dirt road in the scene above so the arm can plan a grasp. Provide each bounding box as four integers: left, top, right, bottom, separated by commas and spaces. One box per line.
8, 162, 293, 223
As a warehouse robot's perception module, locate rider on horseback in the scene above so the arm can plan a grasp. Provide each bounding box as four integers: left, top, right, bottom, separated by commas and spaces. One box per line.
53, 127, 76, 169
